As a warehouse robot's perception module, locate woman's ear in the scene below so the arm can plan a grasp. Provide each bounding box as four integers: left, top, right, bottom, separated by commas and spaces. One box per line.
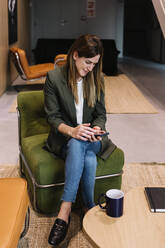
73, 51, 78, 60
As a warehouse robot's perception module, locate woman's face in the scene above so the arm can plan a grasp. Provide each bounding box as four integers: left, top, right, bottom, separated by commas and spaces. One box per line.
73, 51, 100, 80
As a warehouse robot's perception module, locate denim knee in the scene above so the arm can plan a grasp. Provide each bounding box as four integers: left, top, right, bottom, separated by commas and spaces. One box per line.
61, 138, 86, 159
61, 139, 101, 203
61, 139, 86, 202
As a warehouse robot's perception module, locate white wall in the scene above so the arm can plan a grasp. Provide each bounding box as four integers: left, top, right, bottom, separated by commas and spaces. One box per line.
31, 0, 124, 56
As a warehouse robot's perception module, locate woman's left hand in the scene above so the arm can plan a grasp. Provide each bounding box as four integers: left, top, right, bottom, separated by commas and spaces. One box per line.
89, 126, 104, 142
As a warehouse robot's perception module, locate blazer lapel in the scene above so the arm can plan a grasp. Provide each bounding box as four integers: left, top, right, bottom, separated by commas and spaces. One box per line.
61, 81, 77, 125
83, 99, 90, 123
60, 65, 77, 125
66, 89, 77, 125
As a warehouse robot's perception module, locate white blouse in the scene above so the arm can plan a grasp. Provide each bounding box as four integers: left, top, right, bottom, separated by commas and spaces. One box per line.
74, 79, 84, 124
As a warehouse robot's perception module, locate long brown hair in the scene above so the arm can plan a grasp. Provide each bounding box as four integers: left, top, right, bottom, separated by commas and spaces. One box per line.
66, 34, 104, 107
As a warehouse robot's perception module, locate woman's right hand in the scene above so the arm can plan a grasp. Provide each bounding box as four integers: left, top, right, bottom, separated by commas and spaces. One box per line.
71, 123, 96, 141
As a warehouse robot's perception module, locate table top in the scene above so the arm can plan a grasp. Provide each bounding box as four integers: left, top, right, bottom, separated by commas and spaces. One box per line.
83, 187, 165, 248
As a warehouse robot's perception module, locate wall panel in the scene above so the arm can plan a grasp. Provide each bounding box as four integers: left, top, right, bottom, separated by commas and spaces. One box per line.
0, 0, 8, 95
0, 0, 30, 96
10, 0, 31, 82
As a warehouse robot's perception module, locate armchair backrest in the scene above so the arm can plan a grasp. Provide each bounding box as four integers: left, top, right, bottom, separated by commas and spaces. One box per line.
54, 54, 67, 67
17, 91, 50, 140
10, 47, 31, 80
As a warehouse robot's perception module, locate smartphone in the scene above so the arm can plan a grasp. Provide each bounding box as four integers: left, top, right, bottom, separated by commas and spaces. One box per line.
95, 132, 109, 137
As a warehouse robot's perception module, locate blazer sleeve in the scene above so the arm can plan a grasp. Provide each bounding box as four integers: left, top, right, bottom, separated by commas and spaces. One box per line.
44, 72, 66, 130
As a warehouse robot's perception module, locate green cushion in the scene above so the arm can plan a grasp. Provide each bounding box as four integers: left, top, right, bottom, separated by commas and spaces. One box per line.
22, 133, 64, 185
17, 91, 50, 138
96, 148, 124, 176
22, 133, 124, 185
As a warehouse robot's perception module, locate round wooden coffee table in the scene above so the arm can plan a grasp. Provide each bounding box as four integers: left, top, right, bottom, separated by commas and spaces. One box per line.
83, 187, 165, 248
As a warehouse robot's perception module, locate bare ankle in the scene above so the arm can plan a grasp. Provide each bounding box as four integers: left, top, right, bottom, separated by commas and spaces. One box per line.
57, 202, 72, 223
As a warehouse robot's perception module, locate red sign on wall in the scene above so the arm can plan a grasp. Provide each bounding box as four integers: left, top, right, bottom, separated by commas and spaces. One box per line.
87, 0, 96, 18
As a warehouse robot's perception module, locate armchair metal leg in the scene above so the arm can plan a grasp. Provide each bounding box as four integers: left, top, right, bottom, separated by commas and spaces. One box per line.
20, 207, 30, 239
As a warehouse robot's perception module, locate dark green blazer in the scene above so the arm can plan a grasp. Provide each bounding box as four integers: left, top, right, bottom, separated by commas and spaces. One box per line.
44, 65, 116, 160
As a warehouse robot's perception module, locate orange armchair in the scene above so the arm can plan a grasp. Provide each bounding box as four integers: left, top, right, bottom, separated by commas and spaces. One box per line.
54, 54, 67, 67
0, 178, 30, 248
10, 47, 54, 81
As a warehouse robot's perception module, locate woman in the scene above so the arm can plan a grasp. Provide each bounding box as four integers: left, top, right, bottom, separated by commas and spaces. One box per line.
44, 34, 116, 246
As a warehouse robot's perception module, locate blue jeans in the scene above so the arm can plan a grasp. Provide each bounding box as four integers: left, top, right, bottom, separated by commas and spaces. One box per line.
61, 138, 101, 209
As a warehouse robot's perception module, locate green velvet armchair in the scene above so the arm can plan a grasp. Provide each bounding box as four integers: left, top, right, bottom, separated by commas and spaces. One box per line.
17, 90, 124, 215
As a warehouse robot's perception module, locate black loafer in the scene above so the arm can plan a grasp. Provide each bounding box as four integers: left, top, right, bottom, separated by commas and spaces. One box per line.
48, 217, 70, 246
